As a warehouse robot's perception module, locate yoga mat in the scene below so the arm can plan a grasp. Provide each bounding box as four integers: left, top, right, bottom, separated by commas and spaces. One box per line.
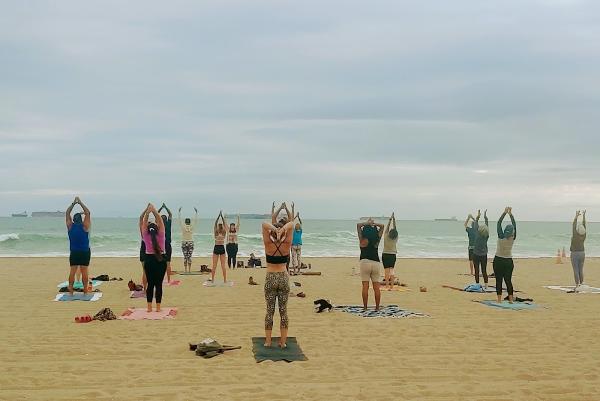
544, 285, 600, 294
130, 290, 145, 298
203, 280, 234, 287
300, 271, 321, 276
57, 280, 101, 289
474, 300, 537, 310
176, 271, 207, 275
333, 305, 429, 318
54, 293, 103, 302
252, 337, 308, 363
119, 307, 177, 320
163, 280, 181, 286
443, 284, 510, 293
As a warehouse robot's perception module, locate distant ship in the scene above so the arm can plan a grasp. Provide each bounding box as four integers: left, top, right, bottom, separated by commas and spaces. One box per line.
11, 211, 28, 217
434, 216, 458, 222
31, 211, 64, 217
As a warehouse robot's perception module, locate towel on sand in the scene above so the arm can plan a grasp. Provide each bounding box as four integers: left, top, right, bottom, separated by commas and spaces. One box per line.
54, 293, 103, 302
176, 271, 207, 275
203, 280, 234, 287
252, 337, 307, 363
118, 307, 177, 320
474, 300, 537, 310
333, 305, 429, 318
163, 280, 181, 286
544, 285, 600, 294
130, 290, 145, 298
57, 280, 101, 289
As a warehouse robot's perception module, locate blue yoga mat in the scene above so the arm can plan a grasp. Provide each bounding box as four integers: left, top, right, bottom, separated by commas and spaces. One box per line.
475, 300, 537, 310
54, 293, 103, 302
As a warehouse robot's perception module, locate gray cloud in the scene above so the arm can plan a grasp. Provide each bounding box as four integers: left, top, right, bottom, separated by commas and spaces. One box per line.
1, 0, 599, 219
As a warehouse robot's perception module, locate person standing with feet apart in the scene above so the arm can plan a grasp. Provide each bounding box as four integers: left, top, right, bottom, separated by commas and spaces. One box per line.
141, 203, 167, 312
472, 209, 490, 287
158, 203, 173, 283
494, 207, 517, 303
262, 202, 294, 348
211, 211, 228, 283
464, 213, 477, 276
358, 218, 384, 311
226, 214, 240, 269
570, 210, 587, 290
291, 212, 303, 274
382, 213, 398, 291
138, 205, 148, 290
66, 197, 92, 296
179, 207, 198, 273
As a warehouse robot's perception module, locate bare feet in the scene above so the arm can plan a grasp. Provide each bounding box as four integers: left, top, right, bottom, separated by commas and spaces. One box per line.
264, 341, 272, 347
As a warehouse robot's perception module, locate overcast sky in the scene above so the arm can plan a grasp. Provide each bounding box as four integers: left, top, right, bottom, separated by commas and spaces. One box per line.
1, 0, 599, 219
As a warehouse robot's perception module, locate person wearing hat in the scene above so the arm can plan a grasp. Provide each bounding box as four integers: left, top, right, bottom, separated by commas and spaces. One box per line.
493, 207, 517, 303
570, 210, 587, 289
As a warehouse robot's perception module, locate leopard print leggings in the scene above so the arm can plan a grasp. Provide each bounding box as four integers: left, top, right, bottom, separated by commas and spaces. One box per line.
264, 271, 290, 330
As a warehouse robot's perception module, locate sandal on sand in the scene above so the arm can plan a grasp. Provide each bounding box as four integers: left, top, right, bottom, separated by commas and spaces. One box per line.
297, 292, 306, 298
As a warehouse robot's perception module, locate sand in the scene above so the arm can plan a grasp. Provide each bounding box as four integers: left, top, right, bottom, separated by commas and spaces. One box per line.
1, 256, 599, 401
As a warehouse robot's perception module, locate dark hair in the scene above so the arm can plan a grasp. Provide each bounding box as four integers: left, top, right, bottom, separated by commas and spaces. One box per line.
73, 213, 83, 224
388, 229, 398, 240
185, 218, 191, 225
147, 223, 163, 261
361, 225, 380, 247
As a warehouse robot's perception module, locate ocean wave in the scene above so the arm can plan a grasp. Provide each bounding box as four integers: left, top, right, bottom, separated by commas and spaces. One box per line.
0, 233, 20, 242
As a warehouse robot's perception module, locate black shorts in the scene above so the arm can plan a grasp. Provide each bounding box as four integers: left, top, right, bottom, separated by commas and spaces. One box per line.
382, 253, 397, 269
213, 244, 226, 255
139, 241, 146, 262
70, 249, 91, 267
468, 248, 474, 261
165, 242, 172, 262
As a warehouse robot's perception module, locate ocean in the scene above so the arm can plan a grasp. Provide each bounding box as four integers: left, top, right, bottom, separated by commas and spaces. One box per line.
0, 217, 595, 258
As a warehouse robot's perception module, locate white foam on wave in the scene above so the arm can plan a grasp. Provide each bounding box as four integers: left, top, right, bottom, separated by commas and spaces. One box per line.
0, 233, 19, 242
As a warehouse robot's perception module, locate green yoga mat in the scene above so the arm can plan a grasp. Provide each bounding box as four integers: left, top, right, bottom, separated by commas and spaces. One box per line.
252, 337, 308, 363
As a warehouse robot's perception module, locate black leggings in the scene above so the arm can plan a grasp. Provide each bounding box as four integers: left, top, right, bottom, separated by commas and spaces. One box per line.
473, 254, 488, 284
226, 243, 238, 268
493, 256, 514, 296
143, 254, 167, 303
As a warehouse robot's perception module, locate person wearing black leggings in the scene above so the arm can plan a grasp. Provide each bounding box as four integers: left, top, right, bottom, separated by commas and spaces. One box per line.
493, 207, 517, 303
140, 203, 167, 312
472, 209, 490, 286
226, 214, 240, 268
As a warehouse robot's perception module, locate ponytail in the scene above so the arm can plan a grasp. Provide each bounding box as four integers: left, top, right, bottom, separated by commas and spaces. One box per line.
148, 224, 163, 261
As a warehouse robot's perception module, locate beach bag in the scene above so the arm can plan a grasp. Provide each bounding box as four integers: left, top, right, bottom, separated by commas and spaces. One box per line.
93, 308, 117, 321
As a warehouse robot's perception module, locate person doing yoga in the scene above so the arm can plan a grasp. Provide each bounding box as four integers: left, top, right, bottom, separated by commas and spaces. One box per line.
493, 207, 517, 303
290, 212, 303, 274
382, 213, 398, 291
472, 209, 489, 286
211, 211, 228, 282
65, 197, 92, 296
226, 214, 240, 269
179, 207, 198, 273
262, 202, 294, 348
358, 218, 384, 311
140, 203, 167, 312
158, 203, 173, 283
138, 206, 148, 290
570, 210, 587, 289
464, 213, 477, 276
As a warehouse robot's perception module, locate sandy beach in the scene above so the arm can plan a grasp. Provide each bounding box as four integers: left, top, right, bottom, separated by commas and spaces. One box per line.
1, 256, 599, 401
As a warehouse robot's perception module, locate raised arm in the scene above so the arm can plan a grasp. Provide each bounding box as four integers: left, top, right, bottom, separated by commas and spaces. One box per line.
193, 207, 199, 229
163, 204, 172, 219
77, 197, 91, 231
214, 212, 220, 234
583, 210, 587, 228
508, 208, 516, 240
386, 215, 392, 234
262, 221, 277, 243
65, 198, 76, 230
376, 223, 385, 239
391, 212, 397, 230
142, 204, 151, 233
464, 214, 473, 228
150, 204, 164, 232
290, 202, 295, 223
296, 212, 303, 226
573, 210, 580, 235
484, 209, 489, 227
140, 205, 149, 234
356, 222, 366, 241
272, 202, 284, 224
178, 207, 183, 230
497, 208, 507, 239
236, 214, 240, 230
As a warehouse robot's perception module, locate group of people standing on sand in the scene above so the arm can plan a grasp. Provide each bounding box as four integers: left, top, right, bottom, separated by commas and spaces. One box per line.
464, 207, 517, 302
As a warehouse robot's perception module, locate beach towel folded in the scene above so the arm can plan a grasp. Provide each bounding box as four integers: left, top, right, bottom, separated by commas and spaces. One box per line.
203, 280, 234, 287
118, 307, 177, 320
544, 285, 600, 294
130, 290, 146, 298
54, 293, 103, 302
333, 305, 429, 318
474, 300, 537, 310
252, 337, 307, 363
464, 283, 497, 293
57, 280, 101, 289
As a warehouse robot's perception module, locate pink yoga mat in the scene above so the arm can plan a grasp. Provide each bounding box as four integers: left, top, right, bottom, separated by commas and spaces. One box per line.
130, 290, 145, 298
119, 307, 177, 320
